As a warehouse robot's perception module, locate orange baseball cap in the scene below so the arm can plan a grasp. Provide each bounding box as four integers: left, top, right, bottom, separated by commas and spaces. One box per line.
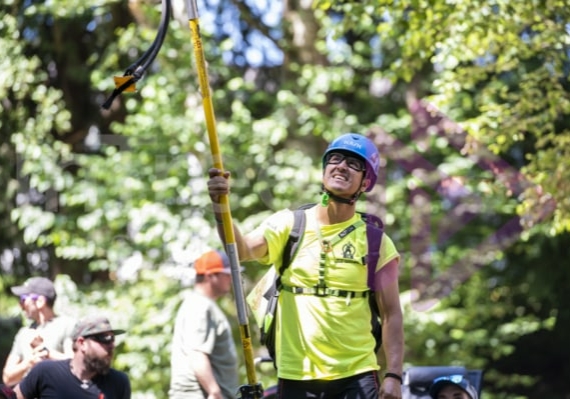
195, 250, 234, 275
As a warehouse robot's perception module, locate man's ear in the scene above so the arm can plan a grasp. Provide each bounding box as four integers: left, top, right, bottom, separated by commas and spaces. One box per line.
361, 178, 371, 192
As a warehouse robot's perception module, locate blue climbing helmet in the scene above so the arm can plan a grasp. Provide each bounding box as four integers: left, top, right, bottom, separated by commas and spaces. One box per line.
322, 133, 380, 192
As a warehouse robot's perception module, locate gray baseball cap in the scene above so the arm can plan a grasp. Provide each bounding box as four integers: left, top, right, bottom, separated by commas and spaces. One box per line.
72, 315, 126, 341
11, 277, 56, 300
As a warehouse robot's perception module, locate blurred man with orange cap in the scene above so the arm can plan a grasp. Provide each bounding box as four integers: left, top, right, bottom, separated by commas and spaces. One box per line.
169, 250, 242, 399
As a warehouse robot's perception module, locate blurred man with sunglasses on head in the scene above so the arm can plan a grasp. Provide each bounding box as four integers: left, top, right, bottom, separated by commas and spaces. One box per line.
2, 277, 75, 387
13, 315, 131, 399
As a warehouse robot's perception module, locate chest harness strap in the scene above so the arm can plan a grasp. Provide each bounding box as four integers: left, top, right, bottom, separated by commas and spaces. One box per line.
280, 219, 369, 299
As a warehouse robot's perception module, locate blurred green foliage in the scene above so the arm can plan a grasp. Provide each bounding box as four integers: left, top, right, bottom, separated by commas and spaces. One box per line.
1, 0, 570, 398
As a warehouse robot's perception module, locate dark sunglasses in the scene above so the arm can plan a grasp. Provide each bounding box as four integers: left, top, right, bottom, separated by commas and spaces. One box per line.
325, 153, 366, 172
19, 294, 40, 303
85, 333, 115, 344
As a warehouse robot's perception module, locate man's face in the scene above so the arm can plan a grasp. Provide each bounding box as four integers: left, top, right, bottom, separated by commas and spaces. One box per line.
209, 271, 233, 297
436, 385, 471, 399
19, 294, 43, 321
80, 333, 116, 375
323, 151, 369, 196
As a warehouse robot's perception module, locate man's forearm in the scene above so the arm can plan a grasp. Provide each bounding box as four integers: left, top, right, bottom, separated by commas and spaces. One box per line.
381, 312, 404, 376
13, 384, 25, 399
193, 351, 221, 397
214, 212, 263, 262
3, 360, 32, 388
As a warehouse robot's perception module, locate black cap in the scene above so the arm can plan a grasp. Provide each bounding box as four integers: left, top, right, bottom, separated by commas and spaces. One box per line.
71, 315, 126, 341
429, 375, 478, 399
11, 277, 56, 300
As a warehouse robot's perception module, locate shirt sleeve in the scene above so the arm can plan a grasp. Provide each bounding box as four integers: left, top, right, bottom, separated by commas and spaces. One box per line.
120, 372, 132, 399
8, 327, 26, 358
177, 297, 216, 355
378, 232, 400, 271
249, 209, 294, 266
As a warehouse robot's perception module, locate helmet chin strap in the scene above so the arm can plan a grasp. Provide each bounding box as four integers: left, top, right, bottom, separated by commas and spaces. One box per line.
320, 185, 361, 206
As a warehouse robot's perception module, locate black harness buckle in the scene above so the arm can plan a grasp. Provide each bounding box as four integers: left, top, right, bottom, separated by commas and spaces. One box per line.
314, 285, 328, 297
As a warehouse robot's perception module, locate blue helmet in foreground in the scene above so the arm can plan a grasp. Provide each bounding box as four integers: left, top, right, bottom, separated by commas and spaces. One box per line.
322, 133, 380, 192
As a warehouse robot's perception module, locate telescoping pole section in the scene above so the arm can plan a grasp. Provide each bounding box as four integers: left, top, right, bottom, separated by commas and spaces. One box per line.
185, 1, 263, 398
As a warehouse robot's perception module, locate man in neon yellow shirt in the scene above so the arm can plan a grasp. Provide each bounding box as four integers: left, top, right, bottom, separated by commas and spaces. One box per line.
207, 133, 404, 399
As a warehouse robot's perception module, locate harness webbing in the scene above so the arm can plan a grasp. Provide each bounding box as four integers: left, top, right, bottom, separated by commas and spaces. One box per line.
281, 217, 367, 298
280, 284, 370, 298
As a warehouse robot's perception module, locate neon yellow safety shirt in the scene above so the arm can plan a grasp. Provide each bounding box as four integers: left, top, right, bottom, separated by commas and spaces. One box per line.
252, 206, 399, 380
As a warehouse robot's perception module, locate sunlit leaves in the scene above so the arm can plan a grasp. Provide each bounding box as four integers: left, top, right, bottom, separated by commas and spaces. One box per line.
2, 0, 570, 397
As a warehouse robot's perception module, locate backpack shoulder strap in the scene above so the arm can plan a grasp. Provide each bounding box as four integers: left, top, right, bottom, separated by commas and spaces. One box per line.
360, 212, 384, 291
280, 205, 382, 288
362, 212, 385, 351
278, 206, 310, 275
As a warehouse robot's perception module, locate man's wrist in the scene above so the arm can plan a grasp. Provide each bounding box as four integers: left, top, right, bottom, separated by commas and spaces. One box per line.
383, 372, 403, 384
41, 347, 50, 358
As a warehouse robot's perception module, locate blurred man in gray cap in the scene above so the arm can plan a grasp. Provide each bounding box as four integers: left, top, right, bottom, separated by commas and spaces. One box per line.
2, 277, 75, 386
13, 315, 131, 399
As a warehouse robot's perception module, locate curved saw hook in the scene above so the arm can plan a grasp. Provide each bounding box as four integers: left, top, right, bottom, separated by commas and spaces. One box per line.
101, 0, 172, 110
